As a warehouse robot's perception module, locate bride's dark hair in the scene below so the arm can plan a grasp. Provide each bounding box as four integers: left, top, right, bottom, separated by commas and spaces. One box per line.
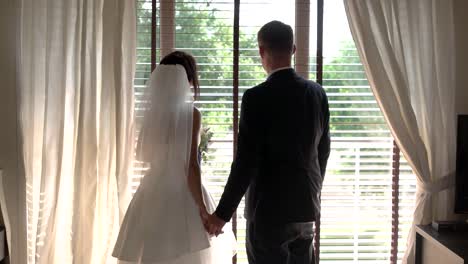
159, 51, 200, 99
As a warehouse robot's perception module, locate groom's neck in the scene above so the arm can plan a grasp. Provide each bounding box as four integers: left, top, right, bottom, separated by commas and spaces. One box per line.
267, 62, 292, 75
265, 55, 293, 75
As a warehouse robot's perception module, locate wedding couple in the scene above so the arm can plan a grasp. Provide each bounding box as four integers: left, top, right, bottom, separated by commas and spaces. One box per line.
112, 21, 330, 264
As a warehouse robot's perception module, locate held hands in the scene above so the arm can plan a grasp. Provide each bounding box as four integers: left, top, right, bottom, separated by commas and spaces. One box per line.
206, 213, 226, 237
198, 206, 226, 236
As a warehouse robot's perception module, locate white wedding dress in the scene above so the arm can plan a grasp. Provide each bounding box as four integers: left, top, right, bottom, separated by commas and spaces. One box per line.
112, 65, 236, 264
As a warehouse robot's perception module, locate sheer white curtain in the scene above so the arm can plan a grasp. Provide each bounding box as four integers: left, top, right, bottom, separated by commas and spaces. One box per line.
14, 0, 136, 263
343, 0, 457, 263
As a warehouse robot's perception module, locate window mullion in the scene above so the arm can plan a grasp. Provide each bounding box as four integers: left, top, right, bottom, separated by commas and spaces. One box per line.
315, 0, 323, 263
151, 0, 158, 70
295, 0, 310, 79
159, 0, 175, 57
232, 1, 240, 264
391, 141, 400, 264
316, 0, 323, 85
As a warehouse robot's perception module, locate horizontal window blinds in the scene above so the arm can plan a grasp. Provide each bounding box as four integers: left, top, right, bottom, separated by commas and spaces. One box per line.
133, 2, 417, 264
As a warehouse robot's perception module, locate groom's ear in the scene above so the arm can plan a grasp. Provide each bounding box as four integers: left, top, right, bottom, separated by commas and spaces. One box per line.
259, 45, 265, 58
292, 44, 297, 55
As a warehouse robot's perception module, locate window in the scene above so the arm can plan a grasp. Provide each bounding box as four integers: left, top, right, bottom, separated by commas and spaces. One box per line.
133, 1, 416, 263
319, 1, 397, 262
318, 2, 416, 262
133, 0, 158, 191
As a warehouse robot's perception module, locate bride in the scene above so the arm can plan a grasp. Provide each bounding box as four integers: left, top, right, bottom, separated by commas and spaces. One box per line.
113, 51, 236, 264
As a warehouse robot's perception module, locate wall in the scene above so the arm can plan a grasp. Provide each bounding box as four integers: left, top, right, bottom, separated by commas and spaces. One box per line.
436, 0, 468, 223
453, 0, 468, 222
455, 0, 468, 114
0, 1, 25, 263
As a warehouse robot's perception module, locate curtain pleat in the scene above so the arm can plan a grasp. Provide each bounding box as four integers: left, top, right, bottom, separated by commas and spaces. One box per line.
15, 0, 136, 263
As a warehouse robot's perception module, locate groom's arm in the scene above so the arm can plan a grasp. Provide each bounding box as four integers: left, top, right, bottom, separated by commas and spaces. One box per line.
318, 90, 331, 181
214, 90, 259, 222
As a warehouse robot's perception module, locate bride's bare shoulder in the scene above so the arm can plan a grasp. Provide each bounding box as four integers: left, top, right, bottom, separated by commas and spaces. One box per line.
193, 107, 201, 119
193, 107, 202, 126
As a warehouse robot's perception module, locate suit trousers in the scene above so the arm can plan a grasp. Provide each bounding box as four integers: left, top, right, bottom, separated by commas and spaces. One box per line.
246, 220, 315, 264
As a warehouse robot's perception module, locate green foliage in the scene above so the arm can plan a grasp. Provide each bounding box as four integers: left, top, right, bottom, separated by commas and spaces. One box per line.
322, 40, 388, 138
135, 1, 391, 158
199, 127, 213, 162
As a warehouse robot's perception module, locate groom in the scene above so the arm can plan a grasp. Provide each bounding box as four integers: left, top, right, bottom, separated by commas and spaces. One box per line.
207, 21, 330, 264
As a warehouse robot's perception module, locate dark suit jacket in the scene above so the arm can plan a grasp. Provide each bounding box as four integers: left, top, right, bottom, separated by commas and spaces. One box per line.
214, 68, 330, 224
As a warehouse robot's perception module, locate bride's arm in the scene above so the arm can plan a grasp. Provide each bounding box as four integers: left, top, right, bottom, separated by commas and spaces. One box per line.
187, 108, 208, 216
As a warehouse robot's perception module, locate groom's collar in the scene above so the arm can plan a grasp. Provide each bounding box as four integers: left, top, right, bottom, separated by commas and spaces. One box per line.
267, 67, 295, 81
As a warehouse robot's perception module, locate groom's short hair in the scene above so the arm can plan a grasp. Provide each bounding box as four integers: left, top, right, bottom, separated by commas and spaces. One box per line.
257, 21, 294, 54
